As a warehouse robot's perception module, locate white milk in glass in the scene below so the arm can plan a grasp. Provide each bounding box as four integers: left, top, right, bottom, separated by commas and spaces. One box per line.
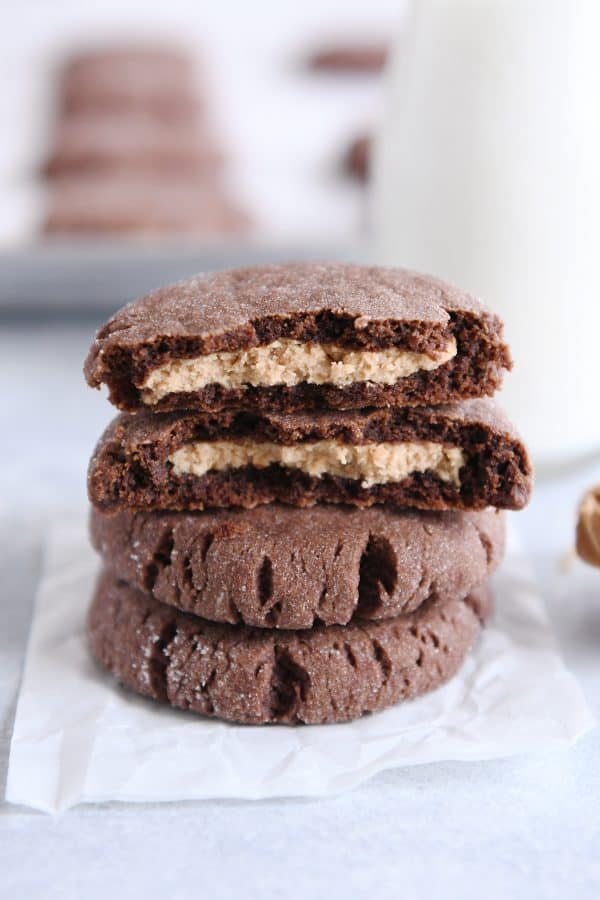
373, 0, 600, 464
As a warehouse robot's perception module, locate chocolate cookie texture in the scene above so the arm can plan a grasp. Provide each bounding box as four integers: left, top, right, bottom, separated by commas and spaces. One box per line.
90, 504, 505, 628
84, 263, 511, 413
88, 571, 491, 725
87, 399, 532, 514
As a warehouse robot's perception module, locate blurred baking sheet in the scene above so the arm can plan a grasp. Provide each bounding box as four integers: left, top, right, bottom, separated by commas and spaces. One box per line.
0, 239, 371, 313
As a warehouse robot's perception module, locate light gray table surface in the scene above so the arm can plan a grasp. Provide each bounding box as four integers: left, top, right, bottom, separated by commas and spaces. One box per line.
1, 321, 599, 900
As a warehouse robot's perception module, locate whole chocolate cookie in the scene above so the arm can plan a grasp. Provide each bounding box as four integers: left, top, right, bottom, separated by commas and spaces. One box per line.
87, 399, 532, 514
90, 504, 504, 628
83, 263, 511, 413
88, 570, 492, 725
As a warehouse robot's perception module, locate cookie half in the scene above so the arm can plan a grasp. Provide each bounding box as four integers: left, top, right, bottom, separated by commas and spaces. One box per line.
88, 399, 532, 514
90, 505, 505, 629
308, 44, 388, 72
84, 263, 511, 413
88, 571, 492, 725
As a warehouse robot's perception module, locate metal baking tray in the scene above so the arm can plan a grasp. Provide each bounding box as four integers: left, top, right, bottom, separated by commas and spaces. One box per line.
0, 238, 371, 316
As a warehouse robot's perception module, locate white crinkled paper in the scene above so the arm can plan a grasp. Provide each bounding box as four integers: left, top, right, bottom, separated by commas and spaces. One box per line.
6, 519, 593, 813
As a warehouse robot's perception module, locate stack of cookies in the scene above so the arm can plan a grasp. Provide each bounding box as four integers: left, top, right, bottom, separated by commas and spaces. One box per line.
42, 45, 247, 236
85, 262, 532, 725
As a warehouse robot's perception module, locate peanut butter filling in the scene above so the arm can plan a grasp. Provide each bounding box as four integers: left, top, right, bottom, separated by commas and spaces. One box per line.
168, 439, 465, 488
141, 337, 457, 403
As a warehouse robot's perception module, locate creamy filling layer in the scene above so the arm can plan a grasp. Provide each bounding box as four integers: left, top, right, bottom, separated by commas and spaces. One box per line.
168, 439, 465, 489
141, 337, 457, 403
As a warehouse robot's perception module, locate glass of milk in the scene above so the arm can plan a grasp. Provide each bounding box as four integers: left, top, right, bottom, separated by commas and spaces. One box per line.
372, 0, 600, 465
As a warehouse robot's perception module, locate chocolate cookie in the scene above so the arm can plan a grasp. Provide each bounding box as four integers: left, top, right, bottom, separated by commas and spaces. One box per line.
345, 134, 370, 180
43, 113, 221, 178
43, 175, 249, 236
308, 44, 388, 72
84, 263, 511, 413
88, 570, 491, 725
59, 46, 200, 121
90, 504, 504, 628
87, 399, 531, 514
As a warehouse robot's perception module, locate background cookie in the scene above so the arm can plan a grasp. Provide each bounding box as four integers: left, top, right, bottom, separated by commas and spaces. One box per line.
43, 112, 221, 177
43, 174, 249, 236
84, 263, 511, 413
88, 570, 492, 725
90, 504, 505, 628
307, 44, 388, 72
345, 133, 370, 180
88, 399, 532, 514
59, 46, 201, 121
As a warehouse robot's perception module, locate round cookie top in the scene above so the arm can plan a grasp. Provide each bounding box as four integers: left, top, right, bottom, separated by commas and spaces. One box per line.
84, 262, 493, 381
90, 503, 505, 629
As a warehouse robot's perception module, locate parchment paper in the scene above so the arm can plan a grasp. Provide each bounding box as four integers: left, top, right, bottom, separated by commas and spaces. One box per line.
6, 519, 593, 813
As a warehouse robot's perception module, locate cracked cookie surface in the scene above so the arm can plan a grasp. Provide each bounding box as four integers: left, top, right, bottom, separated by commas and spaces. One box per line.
90, 504, 505, 629
88, 570, 492, 725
